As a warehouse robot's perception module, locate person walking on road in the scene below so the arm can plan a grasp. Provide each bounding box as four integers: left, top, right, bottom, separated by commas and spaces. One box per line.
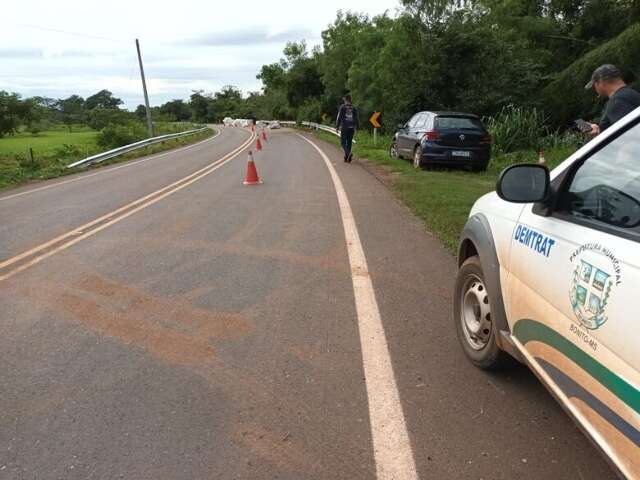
336, 95, 359, 162
585, 64, 640, 135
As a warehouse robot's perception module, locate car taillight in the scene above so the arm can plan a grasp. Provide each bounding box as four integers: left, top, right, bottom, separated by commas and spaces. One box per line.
481, 133, 492, 143
423, 130, 440, 141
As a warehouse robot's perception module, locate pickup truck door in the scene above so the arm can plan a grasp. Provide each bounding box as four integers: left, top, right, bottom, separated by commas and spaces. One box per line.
505, 121, 640, 478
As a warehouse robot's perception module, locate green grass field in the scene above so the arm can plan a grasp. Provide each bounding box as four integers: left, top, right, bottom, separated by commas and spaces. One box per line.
0, 126, 98, 156
0, 125, 215, 191
315, 129, 576, 252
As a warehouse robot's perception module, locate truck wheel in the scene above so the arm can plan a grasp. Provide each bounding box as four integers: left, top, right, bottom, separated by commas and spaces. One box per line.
454, 256, 513, 369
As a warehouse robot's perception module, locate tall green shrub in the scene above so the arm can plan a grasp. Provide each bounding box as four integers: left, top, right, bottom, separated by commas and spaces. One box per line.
97, 122, 147, 149
485, 106, 548, 153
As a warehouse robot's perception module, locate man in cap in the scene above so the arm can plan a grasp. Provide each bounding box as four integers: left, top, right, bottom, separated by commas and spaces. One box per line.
585, 64, 640, 135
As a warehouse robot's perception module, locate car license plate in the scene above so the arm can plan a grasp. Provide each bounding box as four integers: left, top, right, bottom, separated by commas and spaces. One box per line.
452, 150, 470, 157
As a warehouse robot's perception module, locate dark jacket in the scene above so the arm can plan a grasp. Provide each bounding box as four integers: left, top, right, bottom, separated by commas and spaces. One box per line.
600, 85, 640, 131
336, 103, 359, 130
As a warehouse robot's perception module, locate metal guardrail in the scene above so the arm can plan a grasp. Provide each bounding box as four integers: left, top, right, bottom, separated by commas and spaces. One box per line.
67, 127, 210, 169
258, 120, 357, 143
301, 121, 339, 137
300, 121, 356, 143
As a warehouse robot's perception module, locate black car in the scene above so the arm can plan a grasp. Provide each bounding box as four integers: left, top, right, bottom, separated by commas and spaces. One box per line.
390, 111, 492, 171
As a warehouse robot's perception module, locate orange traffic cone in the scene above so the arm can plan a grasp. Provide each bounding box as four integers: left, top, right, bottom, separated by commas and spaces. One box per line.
256, 136, 263, 151
243, 151, 262, 185
261, 129, 267, 141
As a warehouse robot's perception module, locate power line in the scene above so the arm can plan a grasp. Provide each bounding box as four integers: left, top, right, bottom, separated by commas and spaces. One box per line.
6, 21, 126, 43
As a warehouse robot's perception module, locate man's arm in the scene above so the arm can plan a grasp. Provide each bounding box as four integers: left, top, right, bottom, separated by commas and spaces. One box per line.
335, 106, 344, 130
596, 98, 622, 133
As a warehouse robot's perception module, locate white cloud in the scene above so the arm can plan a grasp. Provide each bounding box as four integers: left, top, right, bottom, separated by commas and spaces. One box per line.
1, 0, 400, 108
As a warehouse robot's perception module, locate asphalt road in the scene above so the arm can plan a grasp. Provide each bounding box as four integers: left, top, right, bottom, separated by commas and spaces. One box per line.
0, 127, 616, 479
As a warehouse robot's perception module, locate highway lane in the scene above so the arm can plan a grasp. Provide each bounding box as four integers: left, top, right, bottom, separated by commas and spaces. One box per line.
0, 126, 250, 262
0, 129, 615, 479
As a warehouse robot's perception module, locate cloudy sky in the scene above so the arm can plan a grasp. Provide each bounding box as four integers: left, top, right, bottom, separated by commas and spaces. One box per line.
2, 0, 400, 109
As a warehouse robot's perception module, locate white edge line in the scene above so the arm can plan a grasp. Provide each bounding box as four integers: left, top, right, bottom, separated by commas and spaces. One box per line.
297, 133, 418, 480
0, 128, 222, 202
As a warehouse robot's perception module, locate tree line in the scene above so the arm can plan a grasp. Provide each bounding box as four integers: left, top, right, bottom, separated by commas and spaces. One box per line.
0, 85, 259, 138
3, 0, 638, 140
249, 0, 640, 131
143, 0, 640, 135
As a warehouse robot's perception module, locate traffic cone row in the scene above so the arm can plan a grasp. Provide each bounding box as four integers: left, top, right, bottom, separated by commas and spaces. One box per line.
243, 128, 269, 186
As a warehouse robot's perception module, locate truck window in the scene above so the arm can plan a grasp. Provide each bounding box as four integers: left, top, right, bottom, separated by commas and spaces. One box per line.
558, 122, 640, 235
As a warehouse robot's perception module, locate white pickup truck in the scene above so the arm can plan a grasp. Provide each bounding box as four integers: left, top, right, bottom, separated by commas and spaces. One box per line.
454, 107, 640, 478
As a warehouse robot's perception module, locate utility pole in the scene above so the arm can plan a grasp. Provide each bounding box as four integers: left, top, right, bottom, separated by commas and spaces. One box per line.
135, 38, 155, 138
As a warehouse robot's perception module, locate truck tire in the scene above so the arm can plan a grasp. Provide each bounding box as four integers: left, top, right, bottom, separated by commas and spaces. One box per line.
454, 256, 514, 369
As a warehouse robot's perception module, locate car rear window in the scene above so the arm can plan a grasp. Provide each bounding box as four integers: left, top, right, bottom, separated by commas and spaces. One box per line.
436, 116, 483, 130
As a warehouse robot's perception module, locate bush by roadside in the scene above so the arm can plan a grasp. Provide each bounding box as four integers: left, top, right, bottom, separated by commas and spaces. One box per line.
97, 122, 148, 149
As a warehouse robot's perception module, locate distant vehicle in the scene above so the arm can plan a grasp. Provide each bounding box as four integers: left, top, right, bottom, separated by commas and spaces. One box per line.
268, 121, 281, 129
390, 111, 492, 171
454, 107, 640, 478
223, 117, 233, 126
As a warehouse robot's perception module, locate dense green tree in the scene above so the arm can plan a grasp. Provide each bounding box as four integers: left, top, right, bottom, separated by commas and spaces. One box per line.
0, 91, 29, 137
87, 107, 132, 130
190, 90, 210, 123
320, 11, 371, 112
159, 99, 191, 122
134, 104, 147, 120
56, 95, 85, 132
212, 85, 244, 120
400, 0, 476, 27
257, 63, 287, 93
85, 90, 123, 110
286, 57, 324, 109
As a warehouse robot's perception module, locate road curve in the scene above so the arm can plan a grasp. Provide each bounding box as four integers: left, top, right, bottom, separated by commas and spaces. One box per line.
0, 129, 614, 479
0, 126, 250, 262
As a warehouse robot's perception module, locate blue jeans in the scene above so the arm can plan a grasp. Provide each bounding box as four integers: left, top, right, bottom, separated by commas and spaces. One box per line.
340, 128, 355, 158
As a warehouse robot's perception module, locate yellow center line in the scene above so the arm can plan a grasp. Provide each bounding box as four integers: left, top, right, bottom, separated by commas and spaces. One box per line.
0, 130, 255, 282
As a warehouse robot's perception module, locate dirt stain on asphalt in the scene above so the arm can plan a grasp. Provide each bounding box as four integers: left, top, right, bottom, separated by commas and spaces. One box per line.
25, 271, 253, 367
121, 234, 335, 272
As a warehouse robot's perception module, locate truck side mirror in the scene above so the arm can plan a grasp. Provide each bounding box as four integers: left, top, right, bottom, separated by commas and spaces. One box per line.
497, 164, 550, 203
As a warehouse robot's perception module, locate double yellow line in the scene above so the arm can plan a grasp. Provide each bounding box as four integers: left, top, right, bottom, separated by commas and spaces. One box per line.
0, 131, 255, 282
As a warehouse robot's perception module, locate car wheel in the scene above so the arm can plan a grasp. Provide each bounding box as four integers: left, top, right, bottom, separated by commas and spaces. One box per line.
390, 142, 399, 159
454, 256, 513, 369
413, 146, 423, 169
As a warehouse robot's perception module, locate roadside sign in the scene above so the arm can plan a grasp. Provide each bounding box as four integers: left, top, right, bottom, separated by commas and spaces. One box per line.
369, 111, 382, 129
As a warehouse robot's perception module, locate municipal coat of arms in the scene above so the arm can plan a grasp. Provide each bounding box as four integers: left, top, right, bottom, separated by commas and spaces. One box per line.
570, 259, 613, 330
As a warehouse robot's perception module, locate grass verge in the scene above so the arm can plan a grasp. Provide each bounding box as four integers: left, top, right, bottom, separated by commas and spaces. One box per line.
0, 127, 216, 191
311, 128, 576, 252
0, 126, 98, 156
